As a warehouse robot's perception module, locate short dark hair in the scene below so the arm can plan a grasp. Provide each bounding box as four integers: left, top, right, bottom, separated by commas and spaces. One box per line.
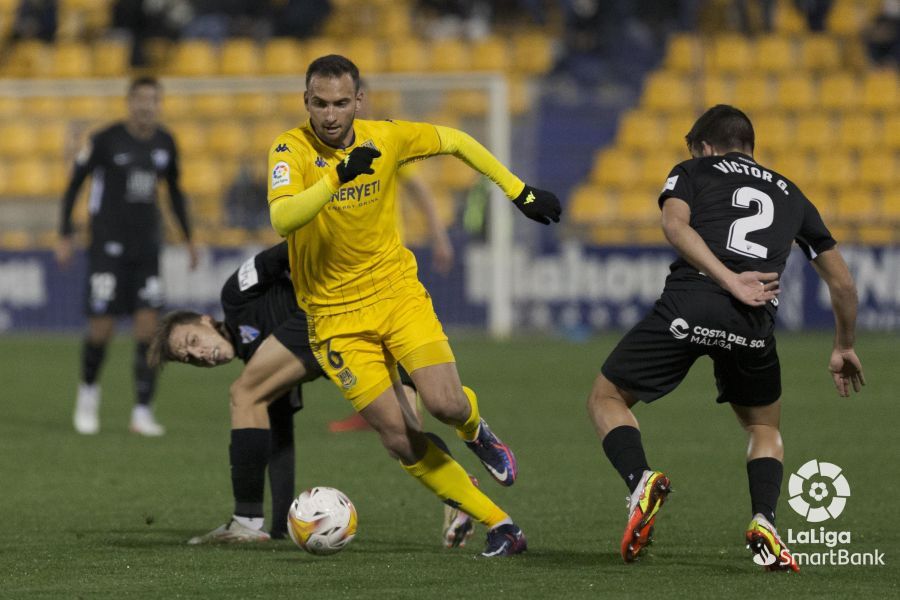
685, 104, 755, 155
128, 76, 161, 95
306, 55, 360, 92
147, 309, 203, 368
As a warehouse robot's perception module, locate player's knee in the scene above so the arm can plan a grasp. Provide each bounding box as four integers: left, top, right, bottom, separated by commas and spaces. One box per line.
422, 386, 468, 423
229, 379, 254, 413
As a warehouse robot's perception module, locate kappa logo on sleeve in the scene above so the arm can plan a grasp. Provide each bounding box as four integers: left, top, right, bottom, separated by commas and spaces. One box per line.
272, 161, 290, 189
663, 175, 679, 192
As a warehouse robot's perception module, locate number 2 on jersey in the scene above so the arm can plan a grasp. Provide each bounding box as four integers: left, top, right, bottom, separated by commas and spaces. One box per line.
726, 186, 773, 259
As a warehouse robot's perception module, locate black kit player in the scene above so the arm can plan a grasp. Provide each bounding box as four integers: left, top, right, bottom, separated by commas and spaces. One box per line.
56, 77, 198, 437
586, 105, 865, 571
149, 242, 476, 547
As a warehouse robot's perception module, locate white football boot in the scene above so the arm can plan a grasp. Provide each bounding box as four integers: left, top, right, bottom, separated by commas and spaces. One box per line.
130, 405, 166, 437
73, 383, 100, 435
187, 519, 271, 545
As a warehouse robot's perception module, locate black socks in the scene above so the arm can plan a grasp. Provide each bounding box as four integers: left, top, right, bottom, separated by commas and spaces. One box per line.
230, 428, 272, 518
747, 457, 783, 524
81, 339, 106, 384
602, 425, 650, 493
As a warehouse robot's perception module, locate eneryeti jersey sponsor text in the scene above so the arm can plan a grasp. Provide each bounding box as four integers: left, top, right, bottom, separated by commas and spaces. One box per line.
658, 152, 836, 296
267, 119, 442, 314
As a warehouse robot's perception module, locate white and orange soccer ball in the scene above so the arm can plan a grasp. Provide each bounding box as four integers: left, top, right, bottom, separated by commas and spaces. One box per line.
287, 486, 358, 555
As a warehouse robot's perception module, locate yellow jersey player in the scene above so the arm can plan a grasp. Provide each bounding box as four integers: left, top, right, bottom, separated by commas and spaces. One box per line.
255, 55, 561, 557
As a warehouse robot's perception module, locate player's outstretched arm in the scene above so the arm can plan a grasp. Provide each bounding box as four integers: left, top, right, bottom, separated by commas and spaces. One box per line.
810, 248, 865, 397
434, 125, 561, 225
661, 197, 779, 306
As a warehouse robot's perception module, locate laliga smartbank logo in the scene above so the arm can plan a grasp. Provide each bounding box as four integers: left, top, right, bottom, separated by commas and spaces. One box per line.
780, 460, 885, 567
788, 459, 850, 522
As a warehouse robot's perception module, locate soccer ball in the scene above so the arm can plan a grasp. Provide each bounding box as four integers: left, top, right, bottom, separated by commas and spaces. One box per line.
287, 486, 358, 555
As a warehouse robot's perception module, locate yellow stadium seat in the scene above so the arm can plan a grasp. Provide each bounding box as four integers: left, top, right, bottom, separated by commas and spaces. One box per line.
253, 119, 292, 155
429, 39, 471, 72
858, 225, 894, 244
709, 34, 753, 73
836, 113, 878, 151
702, 75, 733, 107
181, 158, 222, 198
92, 39, 129, 77
378, 7, 411, 38
162, 94, 193, 120
0, 97, 22, 118
642, 72, 693, 112
167, 40, 218, 76
664, 34, 700, 72
366, 89, 403, 117
234, 93, 276, 116
813, 152, 856, 188
2, 40, 51, 77
7, 158, 53, 196
0, 230, 33, 249
635, 224, 666, 244
346, 37, 384, 73
799, 35, 841, 71
0, 121, 35, 156
569, 185, 615, 224
754, 35, 794, 74
753, 113, 791, 152
860, 70, 898, 111
591, 149, 638, 188
771, 151, 812, 187
444, 90, 488, 117
819, 73, 859, 111
192, 94, 235, 119
167, 121, 208, 157
857, 152, 895, 188
616, 110, 663, 151
639, 152, 682, 188
66, 95, 109, 119
35, 121, 70, 157
207, 122, 250, 158
52, 41, 92, 77
510, 31, 553, 75
275, 93, 305, 119
617, 191, 659, 225
882, 191, 900, 221
883, 114, 900, 149
302, 37, 342, 65
733, 75, 774, 113
794, 114, 834, 152
262, 38, 306, 76
386, 38, 427, 72
776, 75, 815, 111
774, 0, 806, 34
220, 39, 261, 76
470, 37, 510, 72
664, 113, 696, 152
826, 0, 870, 35
834, 189, 877, 223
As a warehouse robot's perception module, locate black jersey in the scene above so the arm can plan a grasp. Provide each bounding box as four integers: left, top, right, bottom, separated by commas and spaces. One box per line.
59, 122, 191, 255
658, 152, 836, 296
220, 242, 303, 363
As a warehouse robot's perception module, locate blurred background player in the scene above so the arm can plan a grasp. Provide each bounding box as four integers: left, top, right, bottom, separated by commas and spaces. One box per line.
265, 54, 560, 557
150, 242, 475, 548
328, 78, 455, 434
56, 76, 198, 437
586, 105, 864, 570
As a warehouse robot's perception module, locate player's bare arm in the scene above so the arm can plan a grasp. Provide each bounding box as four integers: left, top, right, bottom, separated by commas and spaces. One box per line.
661, 196, 779, 307
810, 248, 865, 397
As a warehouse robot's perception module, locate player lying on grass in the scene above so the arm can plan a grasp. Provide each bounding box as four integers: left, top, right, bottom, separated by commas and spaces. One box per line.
586, 105, 864, 571
149, 242, 474, 548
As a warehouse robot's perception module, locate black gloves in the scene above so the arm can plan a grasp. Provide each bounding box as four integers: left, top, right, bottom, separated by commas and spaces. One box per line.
512, 185, 562, 225
336, 147, 381, 183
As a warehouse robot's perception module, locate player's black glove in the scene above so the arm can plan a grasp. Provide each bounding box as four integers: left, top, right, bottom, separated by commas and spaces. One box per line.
336, 147, 381, 184
512, 185, 562, 225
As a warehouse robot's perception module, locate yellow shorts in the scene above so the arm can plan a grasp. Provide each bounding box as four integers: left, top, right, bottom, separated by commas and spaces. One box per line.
307, 282, 454, 411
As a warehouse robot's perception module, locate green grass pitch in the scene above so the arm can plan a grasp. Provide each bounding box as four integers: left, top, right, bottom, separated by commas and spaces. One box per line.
1, 332, 898, 598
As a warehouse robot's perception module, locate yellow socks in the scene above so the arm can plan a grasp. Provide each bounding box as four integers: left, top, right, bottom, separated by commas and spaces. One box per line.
401, 437, 507, 528
456, 386, 481, 442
